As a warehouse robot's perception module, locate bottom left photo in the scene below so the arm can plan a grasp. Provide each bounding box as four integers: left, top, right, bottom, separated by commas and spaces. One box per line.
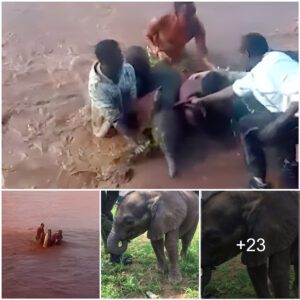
2, 191, 100, 298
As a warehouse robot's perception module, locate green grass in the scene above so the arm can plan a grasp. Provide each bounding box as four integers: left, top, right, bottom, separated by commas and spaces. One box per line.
101, 226, 199, 299
203, 255, 297, 299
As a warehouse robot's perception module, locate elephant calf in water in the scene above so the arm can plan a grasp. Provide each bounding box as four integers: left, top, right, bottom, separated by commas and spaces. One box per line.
201, 191, 299, 298
107, 191, 199, 283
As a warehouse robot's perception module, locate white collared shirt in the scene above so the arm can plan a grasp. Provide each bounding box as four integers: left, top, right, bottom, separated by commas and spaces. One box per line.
232, 51, 299, 113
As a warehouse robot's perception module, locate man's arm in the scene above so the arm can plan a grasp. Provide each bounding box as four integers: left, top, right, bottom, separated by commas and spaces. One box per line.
191, 85, 235, 104
193, 18, 214, 70
145, 17, 162, 48
259, 101, 299, 142
190, 70, 254, 104
93, 86, 136, 142
128, 65, 137, 100
193, 18, 208, 55
272, 101, 298, 128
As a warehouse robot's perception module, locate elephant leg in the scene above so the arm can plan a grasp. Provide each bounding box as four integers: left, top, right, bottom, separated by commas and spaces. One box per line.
247, 264, 272, 298
151, 239, 168, 273
268, 249, 290, 298
181, 220, 198, 258
165, 230, 182, 283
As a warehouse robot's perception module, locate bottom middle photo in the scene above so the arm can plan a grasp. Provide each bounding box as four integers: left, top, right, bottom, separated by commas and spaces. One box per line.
100, 190, 199, 299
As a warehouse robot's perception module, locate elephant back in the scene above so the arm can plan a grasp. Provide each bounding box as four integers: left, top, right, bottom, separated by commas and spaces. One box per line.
241, 191, 299, 267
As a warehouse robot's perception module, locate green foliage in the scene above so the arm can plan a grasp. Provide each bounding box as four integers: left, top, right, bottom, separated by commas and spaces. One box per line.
101, 226, 199, 298
203, 255, 298, 299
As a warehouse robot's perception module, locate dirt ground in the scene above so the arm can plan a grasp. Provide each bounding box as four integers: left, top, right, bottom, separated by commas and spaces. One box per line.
2, 2, 298, 188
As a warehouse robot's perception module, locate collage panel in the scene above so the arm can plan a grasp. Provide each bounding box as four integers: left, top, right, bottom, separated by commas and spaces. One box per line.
101, 190, 199, 299
201, 191, 299, 299
2, 1, 298, 190
1, 0, 299, 299
2, 191, 100, 299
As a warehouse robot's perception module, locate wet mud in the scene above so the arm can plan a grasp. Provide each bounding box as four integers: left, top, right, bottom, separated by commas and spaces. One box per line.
2, 2, 298, 188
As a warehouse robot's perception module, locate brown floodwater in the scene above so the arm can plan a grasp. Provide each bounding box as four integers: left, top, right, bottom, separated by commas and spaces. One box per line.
2, 2, 298, 188
2, 191, 99, 298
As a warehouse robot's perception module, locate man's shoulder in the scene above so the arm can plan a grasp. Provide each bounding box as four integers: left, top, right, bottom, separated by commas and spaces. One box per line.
123, 63, 135, 75
257, 51, 299, 74
89, 62, 101, 82
263, 51, 295, 64
150, 13, 176, 28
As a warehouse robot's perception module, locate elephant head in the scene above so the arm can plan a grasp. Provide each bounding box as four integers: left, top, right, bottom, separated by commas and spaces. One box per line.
201, 191, 299, 288
107, 191, 188, 255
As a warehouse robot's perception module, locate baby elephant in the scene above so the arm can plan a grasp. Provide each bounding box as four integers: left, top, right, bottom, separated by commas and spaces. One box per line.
202, 191, 299, 298
152, 87, 182, 177
107, 191, 199, 283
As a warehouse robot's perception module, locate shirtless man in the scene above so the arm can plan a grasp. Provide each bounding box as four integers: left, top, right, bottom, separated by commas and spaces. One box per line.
146, 2, 214, 70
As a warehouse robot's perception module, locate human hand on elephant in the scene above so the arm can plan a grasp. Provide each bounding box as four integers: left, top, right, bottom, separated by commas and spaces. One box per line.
188, 70, 211, 80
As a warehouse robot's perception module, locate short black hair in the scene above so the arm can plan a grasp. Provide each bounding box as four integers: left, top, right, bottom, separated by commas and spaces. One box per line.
41, 223, 44, 226
201, 72, 230, 96
240, 33, 269, 57
174, 2, 195, 12
94, 39, 120, 63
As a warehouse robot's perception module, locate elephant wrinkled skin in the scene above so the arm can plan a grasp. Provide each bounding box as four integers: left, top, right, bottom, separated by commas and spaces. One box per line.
201, 191, 299, 298
107, 191, 199, 283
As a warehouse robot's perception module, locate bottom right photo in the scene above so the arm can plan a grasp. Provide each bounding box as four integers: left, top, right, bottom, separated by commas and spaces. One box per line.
201, 191, 299, 299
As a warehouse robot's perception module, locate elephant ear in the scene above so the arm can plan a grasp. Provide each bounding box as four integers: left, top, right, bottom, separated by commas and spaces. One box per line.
241, 192, 298, 267
147, 192, 188, 241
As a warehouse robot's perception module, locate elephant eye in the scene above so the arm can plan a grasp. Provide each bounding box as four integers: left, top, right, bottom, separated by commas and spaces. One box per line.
123, 216, 134, 226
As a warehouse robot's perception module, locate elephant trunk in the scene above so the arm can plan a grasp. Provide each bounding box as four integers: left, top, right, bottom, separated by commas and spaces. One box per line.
107, 230, 128, 256
201, 267, 213, 288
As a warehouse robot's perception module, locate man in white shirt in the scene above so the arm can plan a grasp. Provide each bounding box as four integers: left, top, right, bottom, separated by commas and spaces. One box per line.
239, 32, 298, 71
189, 50, 299, 189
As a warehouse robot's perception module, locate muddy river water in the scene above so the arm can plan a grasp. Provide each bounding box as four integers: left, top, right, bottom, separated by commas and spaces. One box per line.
2, 191, 99, 298
2, 2, 298, 188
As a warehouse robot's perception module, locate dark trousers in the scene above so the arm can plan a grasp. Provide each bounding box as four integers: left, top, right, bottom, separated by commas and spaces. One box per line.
239, 112, 298, 180
101, 191, 119, 252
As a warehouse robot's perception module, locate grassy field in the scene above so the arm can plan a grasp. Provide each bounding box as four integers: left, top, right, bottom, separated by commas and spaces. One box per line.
203, 255, 297, 299
101, 226, 199, 299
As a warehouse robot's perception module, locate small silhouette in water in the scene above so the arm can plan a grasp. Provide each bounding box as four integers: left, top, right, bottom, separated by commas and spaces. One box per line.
34, 223, 45, 245
51, 230, 63, 245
